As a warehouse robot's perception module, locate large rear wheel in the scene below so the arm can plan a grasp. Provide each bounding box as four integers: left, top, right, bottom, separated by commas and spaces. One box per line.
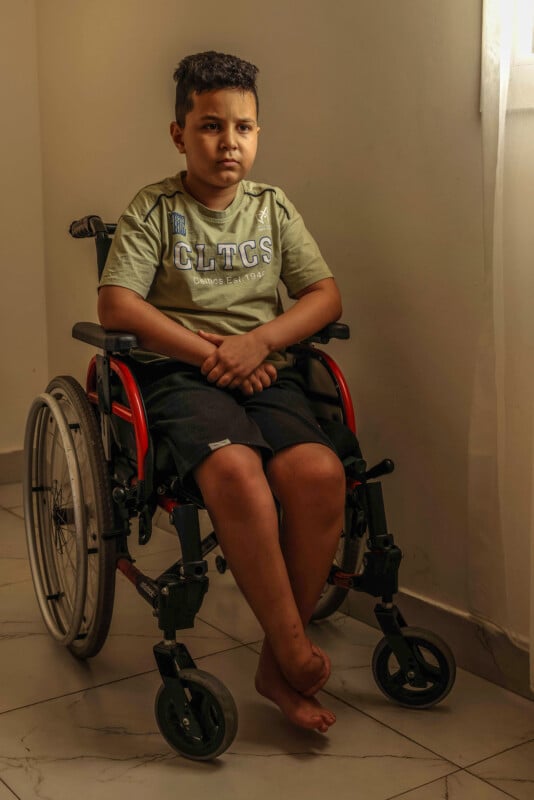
24, 376, 116, 658
311, 505, 365, 621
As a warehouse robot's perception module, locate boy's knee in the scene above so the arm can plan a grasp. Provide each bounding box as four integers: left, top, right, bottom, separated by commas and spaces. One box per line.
269, 444, 345, 502
194, 443, 266, 500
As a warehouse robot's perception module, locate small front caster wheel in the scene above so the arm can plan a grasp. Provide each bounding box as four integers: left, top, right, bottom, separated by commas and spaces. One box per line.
372, 626, 456, 709
155, 669, 238, 760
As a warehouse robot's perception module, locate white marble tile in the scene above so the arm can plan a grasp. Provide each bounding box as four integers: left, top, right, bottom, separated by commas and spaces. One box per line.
0, 508, 28, 559
0, 555, 237, 714
309, 613, 534, 768
390, 770, 515, 799
0, 647, 455, 800
0, 556, 31, 588
0, 483, 22, 509
470, 741, 534, 799
0, 782, 17, 799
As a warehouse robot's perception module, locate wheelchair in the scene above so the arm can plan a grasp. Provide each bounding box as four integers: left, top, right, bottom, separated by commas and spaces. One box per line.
23, 214, 456, 760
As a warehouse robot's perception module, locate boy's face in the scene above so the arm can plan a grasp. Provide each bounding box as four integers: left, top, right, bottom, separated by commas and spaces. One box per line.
170, 88, 259, 206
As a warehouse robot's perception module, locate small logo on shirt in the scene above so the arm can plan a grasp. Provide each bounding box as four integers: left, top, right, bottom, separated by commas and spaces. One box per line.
169, 211, 187, 236
256, 206, 269, 225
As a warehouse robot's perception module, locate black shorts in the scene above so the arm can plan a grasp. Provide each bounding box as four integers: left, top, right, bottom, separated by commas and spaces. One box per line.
127, 358, 336, 488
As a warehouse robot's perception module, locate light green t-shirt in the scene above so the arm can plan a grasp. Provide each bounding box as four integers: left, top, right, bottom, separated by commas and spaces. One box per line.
100, 172, 333, 365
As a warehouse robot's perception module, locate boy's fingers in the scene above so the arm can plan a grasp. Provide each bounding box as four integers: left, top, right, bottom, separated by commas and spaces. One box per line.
200, 354, 218, 376
249, 374, 264, 393
240, 379, 254, 396
215, 372, 234, 388
198, 330, 224, 345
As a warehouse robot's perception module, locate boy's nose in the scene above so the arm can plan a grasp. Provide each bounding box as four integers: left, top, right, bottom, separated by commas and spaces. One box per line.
220, 131, 237, 151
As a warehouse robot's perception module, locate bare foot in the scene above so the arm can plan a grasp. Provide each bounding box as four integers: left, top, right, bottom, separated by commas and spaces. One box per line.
255, 648, 336, 733
282, 642, 331, 697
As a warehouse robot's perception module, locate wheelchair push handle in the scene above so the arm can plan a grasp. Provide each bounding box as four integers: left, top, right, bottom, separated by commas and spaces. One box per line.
69, 215, 116, 238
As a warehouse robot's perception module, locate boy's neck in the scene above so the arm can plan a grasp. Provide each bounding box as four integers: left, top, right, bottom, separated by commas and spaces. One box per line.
182, 173, 240, 211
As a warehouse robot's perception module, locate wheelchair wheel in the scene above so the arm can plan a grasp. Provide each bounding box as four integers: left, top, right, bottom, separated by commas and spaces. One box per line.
372, 627, 456, 709
24, 376, 116, 658
155, 669, 238, 760
311, 505, 365, 621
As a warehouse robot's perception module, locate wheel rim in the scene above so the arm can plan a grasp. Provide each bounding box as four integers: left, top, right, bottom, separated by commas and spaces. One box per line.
24, 393, 87, 644
52, 387, 106, 652
373, 632, 454, 708
156, 670, 238, 760
158, 684, 226, 759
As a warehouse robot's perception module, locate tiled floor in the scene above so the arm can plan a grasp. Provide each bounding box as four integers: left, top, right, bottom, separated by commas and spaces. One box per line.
1, 481, 533, 800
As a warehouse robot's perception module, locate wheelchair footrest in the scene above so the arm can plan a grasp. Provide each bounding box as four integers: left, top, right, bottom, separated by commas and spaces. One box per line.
328, 544, 402, 600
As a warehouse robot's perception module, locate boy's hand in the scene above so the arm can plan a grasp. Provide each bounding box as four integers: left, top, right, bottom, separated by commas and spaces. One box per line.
198, 330, 275, 393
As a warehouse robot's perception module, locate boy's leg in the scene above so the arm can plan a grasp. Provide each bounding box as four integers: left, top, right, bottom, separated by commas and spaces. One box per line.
255, 442, 345, 728
267, 442, 346, 624
193, 443, 330, 698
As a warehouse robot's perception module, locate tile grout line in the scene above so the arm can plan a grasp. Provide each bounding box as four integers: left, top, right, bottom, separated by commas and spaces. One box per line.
383, 769, 463, 800
463, 735, 534, 798
463, 735, 534, 770
0, 776, 22, 800
384, 769, 520, 800
0, 641, 248, 717
462, 771, 524, 800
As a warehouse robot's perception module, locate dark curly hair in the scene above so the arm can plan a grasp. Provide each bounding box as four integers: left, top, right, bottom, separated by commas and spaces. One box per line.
173, 51, 259, 126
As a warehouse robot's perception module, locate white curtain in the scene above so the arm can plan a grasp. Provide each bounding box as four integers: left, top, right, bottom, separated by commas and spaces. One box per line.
478, 0, 533, 691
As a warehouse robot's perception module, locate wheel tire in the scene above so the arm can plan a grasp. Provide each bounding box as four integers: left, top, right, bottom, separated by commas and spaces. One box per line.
311, 506, 364, 621
372, 626, 456, 709
155, 669, 238, 760
23, 376, 116, 658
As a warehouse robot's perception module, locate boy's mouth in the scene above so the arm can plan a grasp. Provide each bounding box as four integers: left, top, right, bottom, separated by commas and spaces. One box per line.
218, 158, 239, 166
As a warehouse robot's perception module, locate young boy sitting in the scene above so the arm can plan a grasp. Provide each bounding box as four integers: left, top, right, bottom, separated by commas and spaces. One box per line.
98, 51, 345, 733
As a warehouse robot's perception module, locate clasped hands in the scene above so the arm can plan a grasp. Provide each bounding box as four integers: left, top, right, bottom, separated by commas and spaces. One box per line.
198, 330, 277, 396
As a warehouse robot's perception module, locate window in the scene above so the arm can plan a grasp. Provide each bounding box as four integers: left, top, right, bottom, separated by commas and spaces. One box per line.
508, 0, 534, 109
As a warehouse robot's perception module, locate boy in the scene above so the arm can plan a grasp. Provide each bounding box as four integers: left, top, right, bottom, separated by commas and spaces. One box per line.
98, 51, 345, 733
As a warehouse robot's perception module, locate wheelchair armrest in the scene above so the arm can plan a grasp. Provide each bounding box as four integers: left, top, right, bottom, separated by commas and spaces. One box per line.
72, 321, 138, 353
306, 322, 350, 344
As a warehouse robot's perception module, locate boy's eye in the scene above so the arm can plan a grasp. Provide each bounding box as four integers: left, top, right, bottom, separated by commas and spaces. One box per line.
203, 122, 220, 131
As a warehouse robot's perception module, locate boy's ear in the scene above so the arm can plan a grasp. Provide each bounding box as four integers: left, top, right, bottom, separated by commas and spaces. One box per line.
170, 121, 186, 153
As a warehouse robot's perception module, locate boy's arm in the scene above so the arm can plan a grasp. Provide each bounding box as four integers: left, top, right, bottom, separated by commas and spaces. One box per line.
199, 277, 341, 389
98, 285, 216, 365
97, 286, 276, 393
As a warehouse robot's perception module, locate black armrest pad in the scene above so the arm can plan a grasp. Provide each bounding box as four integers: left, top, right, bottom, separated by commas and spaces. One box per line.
307, 322, 350, 344
72, 322, 138, 353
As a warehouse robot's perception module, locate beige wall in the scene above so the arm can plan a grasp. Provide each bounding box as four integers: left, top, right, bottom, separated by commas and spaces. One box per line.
8, 1, 530, 646
502, 113, 534, 645
0, 0, 48, 453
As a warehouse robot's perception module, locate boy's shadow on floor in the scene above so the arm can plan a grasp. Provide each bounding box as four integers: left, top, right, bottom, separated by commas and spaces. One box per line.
234, 700, 332, 755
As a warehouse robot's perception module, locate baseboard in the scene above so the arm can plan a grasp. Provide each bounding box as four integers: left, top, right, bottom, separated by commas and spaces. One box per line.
0, 450, 23, 485
344, 589, 533, 701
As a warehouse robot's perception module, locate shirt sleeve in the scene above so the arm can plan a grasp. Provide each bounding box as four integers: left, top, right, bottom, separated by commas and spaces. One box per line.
99, 200, 162, 299
277, 191, 333, 299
